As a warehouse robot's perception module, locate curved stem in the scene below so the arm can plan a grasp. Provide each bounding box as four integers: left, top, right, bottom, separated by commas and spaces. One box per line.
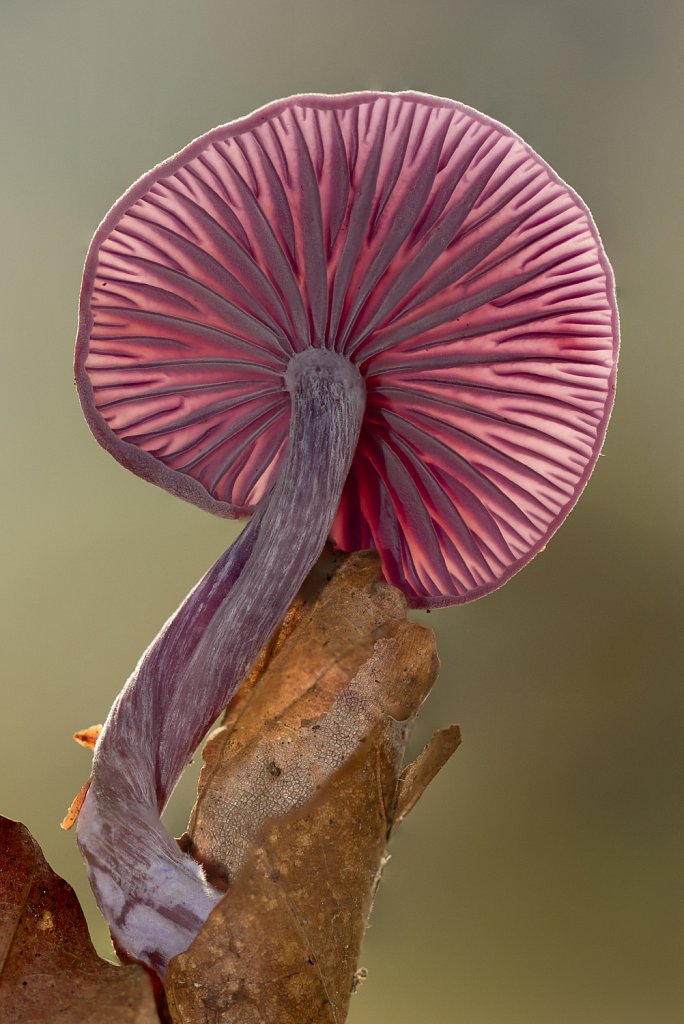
77, 350, 365, 975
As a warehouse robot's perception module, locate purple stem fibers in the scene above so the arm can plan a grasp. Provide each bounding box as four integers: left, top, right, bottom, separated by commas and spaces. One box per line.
76, 349, 366, 975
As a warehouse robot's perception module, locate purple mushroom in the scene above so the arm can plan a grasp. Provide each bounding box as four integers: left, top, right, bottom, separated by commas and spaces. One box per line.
74, 91, 618, 974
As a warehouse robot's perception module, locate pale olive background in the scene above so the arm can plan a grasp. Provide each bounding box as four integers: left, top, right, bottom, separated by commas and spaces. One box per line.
1, 1, 682, 1021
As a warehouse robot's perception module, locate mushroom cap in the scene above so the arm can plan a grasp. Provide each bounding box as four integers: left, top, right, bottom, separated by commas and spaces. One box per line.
76, 91, 618, 607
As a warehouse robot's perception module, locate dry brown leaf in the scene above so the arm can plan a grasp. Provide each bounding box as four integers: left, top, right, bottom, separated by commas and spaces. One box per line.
179, 551, 435, 884
0, 816, 159, 1024
394, 725, 462, 825
59, 777, 91, 831
167, 728, 395, 1024
166, 551, 459, 1023
72, 724, 103, 749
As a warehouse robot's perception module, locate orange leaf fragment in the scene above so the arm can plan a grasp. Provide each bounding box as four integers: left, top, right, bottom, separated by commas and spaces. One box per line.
59, 777, 91, 831
72, 724, 102, 749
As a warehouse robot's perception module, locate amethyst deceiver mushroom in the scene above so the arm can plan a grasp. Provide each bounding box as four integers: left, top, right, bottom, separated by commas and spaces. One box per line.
74, 91, 618, 973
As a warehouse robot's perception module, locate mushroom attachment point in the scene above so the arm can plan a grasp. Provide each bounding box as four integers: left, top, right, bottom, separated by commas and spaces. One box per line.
74, 92, 618, 973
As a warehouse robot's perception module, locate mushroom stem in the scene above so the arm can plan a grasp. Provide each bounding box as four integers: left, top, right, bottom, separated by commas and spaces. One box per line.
76, 349, 366, 975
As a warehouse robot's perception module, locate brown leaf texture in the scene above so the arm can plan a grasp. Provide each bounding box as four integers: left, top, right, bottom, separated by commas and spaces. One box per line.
395, 725, 462, 825
0, 816, 159, 1024
166, 551, 459, 1023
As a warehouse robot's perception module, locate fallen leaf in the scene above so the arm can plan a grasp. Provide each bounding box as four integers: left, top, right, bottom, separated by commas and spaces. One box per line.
0, 817, 159, 1023
167, 551, 459, 1023
394, 725, 462, 825
59, 777, 91, 831
72, 725, 102, 750
167, 727, 396, 1023
60, 725, 102, 831
181, 551, 430, 885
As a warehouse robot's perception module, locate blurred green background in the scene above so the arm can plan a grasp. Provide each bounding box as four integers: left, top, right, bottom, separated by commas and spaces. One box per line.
1, 1, 682, 1021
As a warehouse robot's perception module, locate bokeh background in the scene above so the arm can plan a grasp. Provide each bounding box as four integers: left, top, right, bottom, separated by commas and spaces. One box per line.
1, 1, 682, 1021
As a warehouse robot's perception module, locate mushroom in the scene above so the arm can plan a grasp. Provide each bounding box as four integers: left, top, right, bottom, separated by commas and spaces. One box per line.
74, 91, 618, 974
